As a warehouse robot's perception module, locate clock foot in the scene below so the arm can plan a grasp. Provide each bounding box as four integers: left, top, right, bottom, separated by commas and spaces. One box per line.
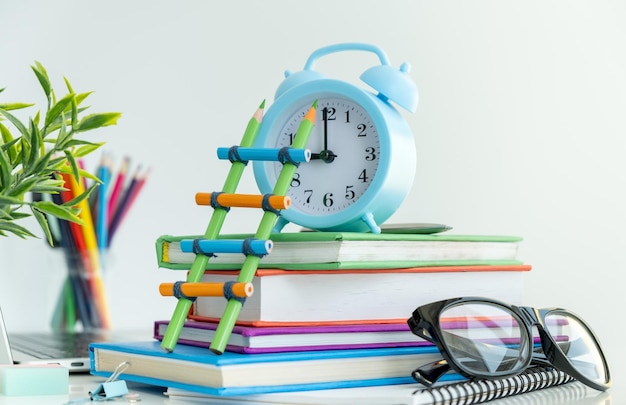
272, 216, 289, 233
361, 212, 381, 234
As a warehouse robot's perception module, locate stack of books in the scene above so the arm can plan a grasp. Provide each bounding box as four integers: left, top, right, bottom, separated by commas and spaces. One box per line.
159, 230, 528, 328
88, 227, 572, 402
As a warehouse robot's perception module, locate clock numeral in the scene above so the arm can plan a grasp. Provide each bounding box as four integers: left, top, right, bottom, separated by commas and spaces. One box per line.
345, 185, 355, 200
345, 110, 350, 123
365, 147, 377, 161
304, 189, 313, 203
358, 169, 369, 183
323, 192, 334, 207
357, 123, 367, 137
286, 132, 295, 145
291, 172, 301, 188
321, 107, 336, 122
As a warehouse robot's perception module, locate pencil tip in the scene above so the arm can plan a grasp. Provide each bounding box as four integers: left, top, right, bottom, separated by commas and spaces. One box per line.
312, 100, 318, 108
259, 99, 266, 109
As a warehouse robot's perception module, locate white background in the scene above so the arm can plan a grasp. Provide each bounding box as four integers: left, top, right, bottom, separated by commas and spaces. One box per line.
0, 0, 624, 398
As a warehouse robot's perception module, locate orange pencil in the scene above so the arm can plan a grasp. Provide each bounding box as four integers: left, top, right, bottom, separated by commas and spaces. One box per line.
195, 193, 291, 210
159, 282, 253, 298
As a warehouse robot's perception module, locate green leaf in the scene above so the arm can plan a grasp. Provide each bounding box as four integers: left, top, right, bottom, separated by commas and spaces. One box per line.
8, 176, 39, 198
64, 151, 80, 180
31, 61, 51, 99
0, 219, 37, 238
71, 95, 78, 129
46, 155, 68, 171
63, 76, 75, 94
0, 122, 14, 144
0, 195, 24, 205
28, 148, 54, 176
0, 102, 34, 111
75, 112, 121, 132
29, 176, 65, 193
0, 123, 19, 164
57, 138, 88, 148
0, 107, 30, 138
27, 119, 41, 168
0, 147, 12, 190
31, 207, 53, 245
32, 200, 84, 225
62, 182, 98, 207
73, 141, 104, 158
45, 92, 75, 129
54, 116, 72, 150
74, 92, 92, 107
56, 165, 101, 184
8, 211, 31, 220
20, 136, 31, 167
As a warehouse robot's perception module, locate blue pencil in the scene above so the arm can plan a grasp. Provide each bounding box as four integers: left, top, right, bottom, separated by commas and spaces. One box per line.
96, 155, 111, 257
179, 238, 273, 256
216, 147, 311, 164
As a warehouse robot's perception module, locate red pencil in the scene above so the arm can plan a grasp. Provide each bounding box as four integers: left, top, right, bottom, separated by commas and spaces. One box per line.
107, 156, 129, 228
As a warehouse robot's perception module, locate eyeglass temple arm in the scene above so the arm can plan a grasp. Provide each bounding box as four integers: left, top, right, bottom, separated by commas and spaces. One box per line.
411, 330, 480, 386
412, 359, 451, 386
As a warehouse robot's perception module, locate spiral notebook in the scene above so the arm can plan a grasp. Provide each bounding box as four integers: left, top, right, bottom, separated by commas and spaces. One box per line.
164, 366, 576, 405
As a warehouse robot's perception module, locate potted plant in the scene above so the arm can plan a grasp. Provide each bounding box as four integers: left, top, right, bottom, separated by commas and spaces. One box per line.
0, 61, 121, 245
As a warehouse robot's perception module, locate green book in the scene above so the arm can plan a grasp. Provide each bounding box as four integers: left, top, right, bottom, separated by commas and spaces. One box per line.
155, 231, 523, 270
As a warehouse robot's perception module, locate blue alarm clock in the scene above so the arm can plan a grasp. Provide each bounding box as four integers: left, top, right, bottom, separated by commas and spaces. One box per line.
253, 43, 418, 233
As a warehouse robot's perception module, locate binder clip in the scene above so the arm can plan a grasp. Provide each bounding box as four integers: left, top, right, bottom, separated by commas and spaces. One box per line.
89, 361, 130, 401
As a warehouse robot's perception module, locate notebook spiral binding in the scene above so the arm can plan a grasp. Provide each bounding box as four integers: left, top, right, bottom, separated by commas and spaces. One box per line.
420, 367, 575, 405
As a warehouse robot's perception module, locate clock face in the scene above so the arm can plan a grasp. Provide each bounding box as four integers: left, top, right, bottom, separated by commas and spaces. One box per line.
268, 97, 381, 216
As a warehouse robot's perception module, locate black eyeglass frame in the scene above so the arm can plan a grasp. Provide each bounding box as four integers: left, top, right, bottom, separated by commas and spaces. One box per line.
407, 296, 611, 392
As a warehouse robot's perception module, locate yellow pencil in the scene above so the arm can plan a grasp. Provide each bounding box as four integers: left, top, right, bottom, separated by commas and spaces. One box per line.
67, 172, 111, 329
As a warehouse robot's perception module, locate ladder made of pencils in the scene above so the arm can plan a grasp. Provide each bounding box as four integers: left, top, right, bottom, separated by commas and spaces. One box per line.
159, 100, 317, 354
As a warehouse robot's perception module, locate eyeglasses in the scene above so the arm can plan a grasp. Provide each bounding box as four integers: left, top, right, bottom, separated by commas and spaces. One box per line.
407, 297, 611, 391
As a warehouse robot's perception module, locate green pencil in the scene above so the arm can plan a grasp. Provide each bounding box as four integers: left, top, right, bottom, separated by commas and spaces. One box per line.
210, 100, 317, 354
160, 100, 266, 352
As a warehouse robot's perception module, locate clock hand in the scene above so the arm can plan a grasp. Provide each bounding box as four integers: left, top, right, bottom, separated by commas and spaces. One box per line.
310, 151, 338, 161
311, 107, 337, 163
323, 107, 329, 152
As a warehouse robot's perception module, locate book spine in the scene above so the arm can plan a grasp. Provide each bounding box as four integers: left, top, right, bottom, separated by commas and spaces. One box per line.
414, 367, 574, 405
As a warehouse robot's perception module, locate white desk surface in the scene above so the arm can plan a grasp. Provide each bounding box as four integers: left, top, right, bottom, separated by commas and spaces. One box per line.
0, 373, 617, 405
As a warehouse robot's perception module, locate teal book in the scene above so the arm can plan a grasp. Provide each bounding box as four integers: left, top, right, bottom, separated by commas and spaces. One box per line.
156, 231, 523, 270
88, 341, 459, 396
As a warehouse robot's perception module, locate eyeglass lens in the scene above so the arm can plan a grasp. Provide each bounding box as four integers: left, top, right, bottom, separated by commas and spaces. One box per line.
544, 310, 608, 385
439, 302, 608, 386
439, 302, 532, 376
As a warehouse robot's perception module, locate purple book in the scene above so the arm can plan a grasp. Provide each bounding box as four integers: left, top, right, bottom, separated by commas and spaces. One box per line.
153, 320, 431, 354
